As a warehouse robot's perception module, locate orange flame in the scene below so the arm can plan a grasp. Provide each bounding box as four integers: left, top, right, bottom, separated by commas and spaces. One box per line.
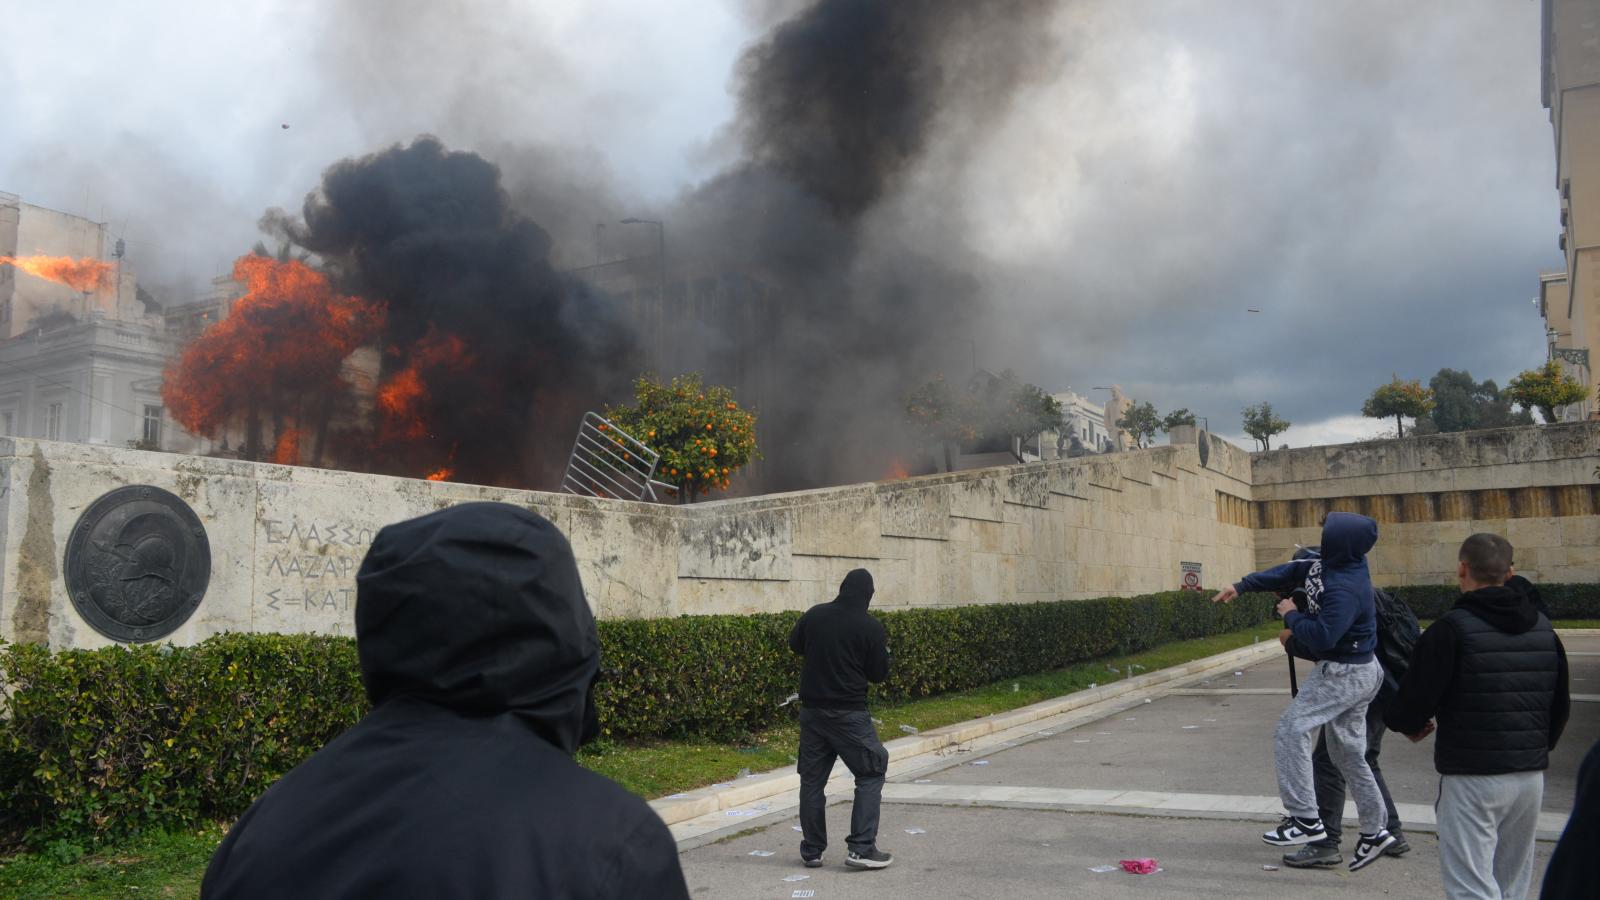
0, 255, 114, 292
884, 458, 912, 481
425, 467, 453, 481
376, 330, 472, 445
272, 428, 304, 465
163, 256, 385, 456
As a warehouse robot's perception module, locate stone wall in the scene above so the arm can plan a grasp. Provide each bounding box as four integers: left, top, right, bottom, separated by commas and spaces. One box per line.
1249, 423, 1600, 584
0, 434, 1257, 650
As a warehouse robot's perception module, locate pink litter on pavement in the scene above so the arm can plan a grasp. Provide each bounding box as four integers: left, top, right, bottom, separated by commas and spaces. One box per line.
1120, 858, 1159, 874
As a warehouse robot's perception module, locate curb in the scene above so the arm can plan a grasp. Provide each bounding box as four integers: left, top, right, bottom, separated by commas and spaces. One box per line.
653, 637, 1284, 837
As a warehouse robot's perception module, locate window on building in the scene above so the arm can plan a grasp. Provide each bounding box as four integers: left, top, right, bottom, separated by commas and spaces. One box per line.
45, 403, 62, 441
1, 412, 12, 436
142, 405, 163, 448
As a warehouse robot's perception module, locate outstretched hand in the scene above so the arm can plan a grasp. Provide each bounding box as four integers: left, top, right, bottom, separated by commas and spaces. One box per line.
1211, 585, 1238, 604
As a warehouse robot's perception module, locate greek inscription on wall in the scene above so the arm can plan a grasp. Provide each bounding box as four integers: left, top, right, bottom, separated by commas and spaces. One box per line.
258, 518, 374, 617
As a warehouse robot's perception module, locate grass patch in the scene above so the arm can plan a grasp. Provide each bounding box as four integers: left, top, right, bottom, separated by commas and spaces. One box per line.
1554, 619, 1600, 629
0, 827, 223, 899
580, 619, 1286, 798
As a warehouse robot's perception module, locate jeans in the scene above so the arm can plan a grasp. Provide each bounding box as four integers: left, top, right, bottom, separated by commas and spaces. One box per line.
1312, 695, 1402, 846
797, 707, 887, 857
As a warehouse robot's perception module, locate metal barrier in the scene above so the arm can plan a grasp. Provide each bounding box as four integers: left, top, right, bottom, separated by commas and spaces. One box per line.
561, 412, 674, 502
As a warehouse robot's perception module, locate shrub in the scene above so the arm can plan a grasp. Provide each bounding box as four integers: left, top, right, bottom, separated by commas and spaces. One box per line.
0, 590, 1272, 847
1386, 583, 1600, 620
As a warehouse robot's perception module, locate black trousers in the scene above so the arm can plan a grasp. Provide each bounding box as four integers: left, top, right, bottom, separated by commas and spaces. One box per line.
797, 707, 888, 856
1313, 695, 1402, 846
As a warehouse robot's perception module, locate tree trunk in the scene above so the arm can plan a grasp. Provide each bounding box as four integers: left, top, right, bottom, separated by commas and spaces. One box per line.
245, 405, 262, 461
1395, 414, 1404, 438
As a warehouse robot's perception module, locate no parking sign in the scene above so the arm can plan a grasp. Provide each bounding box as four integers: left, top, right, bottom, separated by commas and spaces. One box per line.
1180, 561, 1203, 591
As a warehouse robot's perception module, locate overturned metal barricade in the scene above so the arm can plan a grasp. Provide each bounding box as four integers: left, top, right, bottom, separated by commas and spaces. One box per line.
561, 412, 675, 502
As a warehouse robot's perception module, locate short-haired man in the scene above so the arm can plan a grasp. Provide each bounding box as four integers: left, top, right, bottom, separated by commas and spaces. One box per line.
1213, 511, 1396, 871
1385, 533, 1569, 900
789, 569, 893, 870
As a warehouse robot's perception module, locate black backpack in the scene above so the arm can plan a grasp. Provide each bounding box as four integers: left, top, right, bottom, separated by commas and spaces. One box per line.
1373, 588, 1421, 703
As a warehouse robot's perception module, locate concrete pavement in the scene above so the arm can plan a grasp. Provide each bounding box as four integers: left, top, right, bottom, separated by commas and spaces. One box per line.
677, 631, 1597, 898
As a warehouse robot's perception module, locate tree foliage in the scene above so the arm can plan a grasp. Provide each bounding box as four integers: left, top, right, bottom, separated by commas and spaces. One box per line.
1361, 375, 1435, 438
1116, 401, 1162, 448
1506, 361, 1590, 424
1161, 407, 1197, 432
1422, 368, 1531, 433
602, 373, 759, 499
1241, 401, 1290, 451
903, 370, 1062, 458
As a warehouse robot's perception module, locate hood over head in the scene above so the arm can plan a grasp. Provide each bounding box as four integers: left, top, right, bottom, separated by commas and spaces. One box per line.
1320, 512, 1378, 566
355, 502, 599, 753
834, 568, 875, 610
1457, 584, 1541, 634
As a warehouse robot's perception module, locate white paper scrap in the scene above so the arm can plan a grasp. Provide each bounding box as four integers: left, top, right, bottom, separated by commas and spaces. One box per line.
726, 810, 759, 818
971, 760, 990, 766
1088, 682, 1098, 689
913, 779, 933, 784
750, 850, 776, 857
1262, 864, 1280, 871
905, 827, 927, 835
1088, 865, 1119, 873
899, 724, 919, 734
1182, 725, 1200, 730
1040, 730, 1055, 736
1143, 699, 1152, 704
782, 874, 811, 882
1234, 671, 1243, 676
1073, 739, 1091, 744
792, 891, 816, 899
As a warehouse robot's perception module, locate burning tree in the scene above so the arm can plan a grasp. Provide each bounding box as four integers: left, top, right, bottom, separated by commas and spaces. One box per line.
0, 255, 113, 292
162, 255, 384, 463
603, 374, 759, 500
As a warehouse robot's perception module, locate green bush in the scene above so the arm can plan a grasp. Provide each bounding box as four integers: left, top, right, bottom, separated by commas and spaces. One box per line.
0, 590, 1272, 847
1386, 582, 1600, 620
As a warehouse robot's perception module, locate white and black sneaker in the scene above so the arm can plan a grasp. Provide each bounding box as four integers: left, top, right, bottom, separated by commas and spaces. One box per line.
1349, 830, 1397, 871
1262, 816, 1326, 846
846, 848, 893, 870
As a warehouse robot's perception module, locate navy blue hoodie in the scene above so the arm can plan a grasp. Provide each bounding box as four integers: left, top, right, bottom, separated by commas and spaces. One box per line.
1235, 511, 1378, 664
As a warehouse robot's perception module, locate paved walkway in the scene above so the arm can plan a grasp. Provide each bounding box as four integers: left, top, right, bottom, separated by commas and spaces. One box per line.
677, 632, 1598, 899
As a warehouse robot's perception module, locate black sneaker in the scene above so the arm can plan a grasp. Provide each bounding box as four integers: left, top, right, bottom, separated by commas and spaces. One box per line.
1282, 843, 1342, 869
801, 854, 823, 868
846, 848, 893, 870
1349, 830, 1397, 871
1262, 816, 1326, 846
1383, 833, 1411, 857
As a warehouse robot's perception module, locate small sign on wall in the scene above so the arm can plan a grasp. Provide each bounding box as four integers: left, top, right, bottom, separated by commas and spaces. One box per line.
1180, 561, 1203, 591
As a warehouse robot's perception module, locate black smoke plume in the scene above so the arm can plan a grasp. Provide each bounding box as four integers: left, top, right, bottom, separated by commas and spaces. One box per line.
281, 138, 636, 486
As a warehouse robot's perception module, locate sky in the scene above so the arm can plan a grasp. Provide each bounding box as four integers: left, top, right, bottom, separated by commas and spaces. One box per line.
0, 0, 1562, 448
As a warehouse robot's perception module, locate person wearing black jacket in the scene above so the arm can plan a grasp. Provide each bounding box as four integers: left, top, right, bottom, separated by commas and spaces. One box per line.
202, 503, 690, 900
1543, 739, 1600, 899
788, 569, 893, 871
1385, 533, 1570, 900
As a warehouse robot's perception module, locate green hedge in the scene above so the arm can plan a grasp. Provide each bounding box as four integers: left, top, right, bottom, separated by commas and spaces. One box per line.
1, 590, 1270, 847
1388, 583, 1600, 620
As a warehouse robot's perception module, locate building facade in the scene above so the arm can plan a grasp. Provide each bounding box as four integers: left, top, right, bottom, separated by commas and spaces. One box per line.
1052, 389, 1114, 453
1538, 0, 1600, 419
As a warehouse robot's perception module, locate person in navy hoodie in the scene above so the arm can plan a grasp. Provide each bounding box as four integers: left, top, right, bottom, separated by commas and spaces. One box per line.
1212, 511, 1396, 871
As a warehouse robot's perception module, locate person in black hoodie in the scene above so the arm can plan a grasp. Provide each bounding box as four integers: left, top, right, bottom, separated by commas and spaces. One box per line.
788, 568, 892, 871
1543, 738, 1600, 899
1385, 533, 1570, 900
202, 503, 690, 900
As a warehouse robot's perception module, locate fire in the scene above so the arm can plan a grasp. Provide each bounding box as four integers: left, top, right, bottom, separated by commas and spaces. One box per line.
0, 255, 114, 292
884, 458, 912, 481
425, 467, 453, 482
272, 428, 304, 465
163, 255, 384, 464
376, 329, 472, 445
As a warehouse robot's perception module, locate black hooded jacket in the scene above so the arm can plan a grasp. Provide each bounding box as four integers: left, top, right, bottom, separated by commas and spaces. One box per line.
1385, 584, 1570, 776
202, 503, 689, 900
788, 569, 890, 710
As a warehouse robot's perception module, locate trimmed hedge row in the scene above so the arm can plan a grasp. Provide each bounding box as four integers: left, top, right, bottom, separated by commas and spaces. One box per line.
1388, 583, 1600, 620
1, 590, 1273, 847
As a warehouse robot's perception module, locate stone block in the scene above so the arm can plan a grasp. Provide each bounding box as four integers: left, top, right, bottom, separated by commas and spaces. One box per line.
950, 476, 1004, 522
792, 492, 881, 559
879, 483, 951, 540
677, 508, 793, 581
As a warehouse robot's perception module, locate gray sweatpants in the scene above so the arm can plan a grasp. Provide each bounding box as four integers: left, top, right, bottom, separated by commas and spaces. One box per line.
1273, 658, 1387, 834
1436, 771, 1543, 900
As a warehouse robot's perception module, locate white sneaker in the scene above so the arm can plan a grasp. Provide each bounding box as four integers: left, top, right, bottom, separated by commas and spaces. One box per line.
1262, 816, 1326, 846
1349, 830, 1396, 871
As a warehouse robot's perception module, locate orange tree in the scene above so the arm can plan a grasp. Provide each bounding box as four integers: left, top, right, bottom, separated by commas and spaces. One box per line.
603, 373, 759, 499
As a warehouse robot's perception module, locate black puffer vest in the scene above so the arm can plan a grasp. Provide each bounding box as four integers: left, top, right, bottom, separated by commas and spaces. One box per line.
1435, 605, 1561, 775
